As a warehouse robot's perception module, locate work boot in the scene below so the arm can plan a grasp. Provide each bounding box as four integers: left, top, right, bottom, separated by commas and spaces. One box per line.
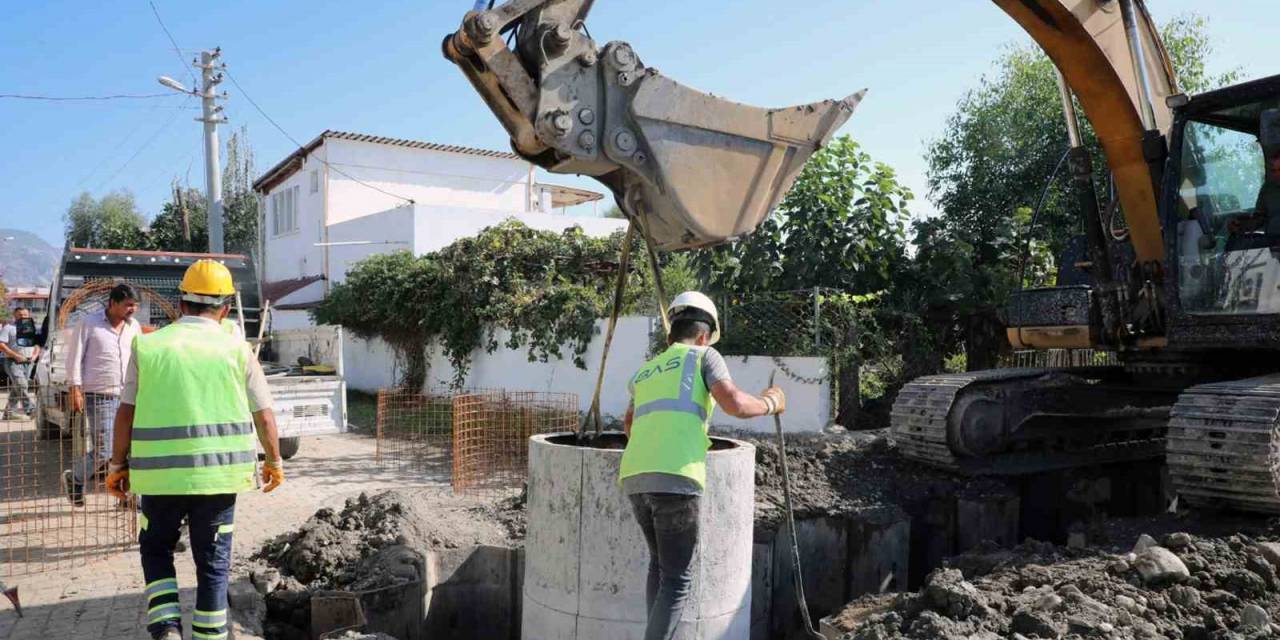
61, 470, 84, 507
153, 627, 182, 640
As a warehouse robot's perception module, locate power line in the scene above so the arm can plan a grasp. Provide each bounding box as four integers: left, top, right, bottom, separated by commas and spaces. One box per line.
149, 1, 199, 88
221, 69, 416, 205
0, 93, 172, 101
95, 95, 195, 191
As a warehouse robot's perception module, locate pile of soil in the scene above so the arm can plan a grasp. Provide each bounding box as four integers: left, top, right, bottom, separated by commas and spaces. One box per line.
830, 530, 1280, 639
252, 489, 522, 640
738, 430, 963, 536
255, 490, 518, 590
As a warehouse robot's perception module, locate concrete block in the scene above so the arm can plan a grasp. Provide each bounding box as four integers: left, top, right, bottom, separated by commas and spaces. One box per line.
750, 542, 774, 640
957, 492, 1020, 552
771, 517, 847, 633
524, 434, 754, 639
425, 546, 522, 640
524, 436, 584, 616
522, 598, 579, 640
847, 508, 910, 597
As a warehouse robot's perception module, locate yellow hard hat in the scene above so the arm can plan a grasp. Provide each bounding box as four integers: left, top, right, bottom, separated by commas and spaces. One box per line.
179, 259, 236, 303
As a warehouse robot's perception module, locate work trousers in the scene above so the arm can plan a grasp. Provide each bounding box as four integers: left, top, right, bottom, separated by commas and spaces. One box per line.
629, 493, 701, 640
140, 494, 236, 640
71, 393, 118, 486
4, 361, 34, 415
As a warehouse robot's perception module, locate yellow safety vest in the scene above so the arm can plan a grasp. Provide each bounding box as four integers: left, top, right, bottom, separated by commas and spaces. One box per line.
619, 343, 715, 488
129, 321, 256, 495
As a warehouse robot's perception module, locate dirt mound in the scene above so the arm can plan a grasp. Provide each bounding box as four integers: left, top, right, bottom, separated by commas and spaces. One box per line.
831, 532, 1280, 639
255, 489, 519, 590
739, 430, 962, 535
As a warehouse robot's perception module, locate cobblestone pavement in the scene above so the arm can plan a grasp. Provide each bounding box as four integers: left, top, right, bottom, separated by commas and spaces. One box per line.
0, 430, 447, 640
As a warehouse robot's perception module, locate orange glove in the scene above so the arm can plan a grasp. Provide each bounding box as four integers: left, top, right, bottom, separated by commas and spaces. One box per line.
105, 462, 130, 500
761, 386, 787, 415
261, 459, 284, 493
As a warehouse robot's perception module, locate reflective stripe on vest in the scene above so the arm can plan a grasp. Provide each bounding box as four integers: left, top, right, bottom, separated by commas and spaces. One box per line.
619, 343, 715, 488
130, 321, 256, 496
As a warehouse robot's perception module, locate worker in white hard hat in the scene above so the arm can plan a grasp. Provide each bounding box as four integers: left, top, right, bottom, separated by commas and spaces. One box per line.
619, 290, 785, 640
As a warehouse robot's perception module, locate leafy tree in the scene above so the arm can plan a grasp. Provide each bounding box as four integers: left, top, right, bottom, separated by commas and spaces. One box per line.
63, 191, 148, 249
919, 13, 1239, 371
149, 126, 260, 255
693, 135, 912, 296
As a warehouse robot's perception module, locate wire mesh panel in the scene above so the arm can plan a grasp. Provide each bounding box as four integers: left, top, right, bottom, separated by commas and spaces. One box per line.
1, 382, 135, 577
452, 391, 577, 496
374, 388, 458, 476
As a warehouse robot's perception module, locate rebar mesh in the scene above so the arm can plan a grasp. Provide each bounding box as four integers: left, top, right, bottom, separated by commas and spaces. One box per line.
451, 391, 577, 496
374, 388, 460, 476
1, 383, 135, 577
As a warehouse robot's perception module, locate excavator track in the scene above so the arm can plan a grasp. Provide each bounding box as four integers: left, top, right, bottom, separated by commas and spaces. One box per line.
891, 367, 1171, 476
1167, 375, 1280, 514
890, 368, 1050, 473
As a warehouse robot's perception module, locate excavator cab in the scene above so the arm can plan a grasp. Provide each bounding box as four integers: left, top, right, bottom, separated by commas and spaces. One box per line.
1168, 83, 1280, 319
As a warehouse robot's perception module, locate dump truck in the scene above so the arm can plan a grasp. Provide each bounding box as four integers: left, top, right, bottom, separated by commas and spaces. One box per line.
34, 247, 347, 459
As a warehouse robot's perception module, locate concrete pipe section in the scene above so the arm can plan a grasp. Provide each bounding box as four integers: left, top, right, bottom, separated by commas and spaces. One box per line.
523, 433, 755, 640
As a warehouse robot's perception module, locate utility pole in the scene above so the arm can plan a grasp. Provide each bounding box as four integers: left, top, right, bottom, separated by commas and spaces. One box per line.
159, 49, 227, 254
198, 49, 227, 254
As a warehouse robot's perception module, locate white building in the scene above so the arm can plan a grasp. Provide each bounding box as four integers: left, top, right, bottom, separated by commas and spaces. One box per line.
253, 130, 622, 309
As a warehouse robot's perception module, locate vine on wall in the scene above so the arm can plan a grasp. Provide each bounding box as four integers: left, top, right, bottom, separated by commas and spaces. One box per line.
312, 221, 668, 388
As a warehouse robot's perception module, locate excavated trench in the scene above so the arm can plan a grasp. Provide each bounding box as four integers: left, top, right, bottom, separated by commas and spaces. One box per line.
246, 432, 1202, 640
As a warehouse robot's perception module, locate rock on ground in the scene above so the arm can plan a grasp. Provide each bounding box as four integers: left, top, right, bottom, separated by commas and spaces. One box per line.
829, 530, 1280, 640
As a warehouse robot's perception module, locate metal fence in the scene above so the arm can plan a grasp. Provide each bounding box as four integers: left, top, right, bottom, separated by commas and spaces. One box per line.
2, 383, 136, 577
715, 288, 846, 358
374, 388, 577, 496
451, 390, 577, 496
374, 387, 459, 475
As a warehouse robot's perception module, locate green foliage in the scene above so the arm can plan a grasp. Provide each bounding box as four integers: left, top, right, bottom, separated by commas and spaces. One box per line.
64, 191, 148, 249
917, 12, 1236, 371
312, 221, 674, 388
693, 136, 911, 295
63, 126, 260, 256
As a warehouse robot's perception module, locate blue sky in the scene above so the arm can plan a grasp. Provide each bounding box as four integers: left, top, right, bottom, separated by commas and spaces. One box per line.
2, 1, 1274, 247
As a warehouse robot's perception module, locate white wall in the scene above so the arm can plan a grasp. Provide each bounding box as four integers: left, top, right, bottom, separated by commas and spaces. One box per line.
339, 317, 832, 433
325, 138, 534, 225
271, 309, 318, 331
262, 154, 325, 282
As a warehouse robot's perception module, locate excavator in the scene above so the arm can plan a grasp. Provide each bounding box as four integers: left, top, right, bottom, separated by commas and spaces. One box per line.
445, 0, 1280, 514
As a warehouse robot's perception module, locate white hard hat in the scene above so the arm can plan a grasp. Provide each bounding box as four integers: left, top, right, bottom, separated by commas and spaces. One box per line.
668, 291, 720, 345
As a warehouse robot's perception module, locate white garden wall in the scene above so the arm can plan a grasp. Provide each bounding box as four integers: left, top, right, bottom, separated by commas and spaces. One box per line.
337, 316, 832, 433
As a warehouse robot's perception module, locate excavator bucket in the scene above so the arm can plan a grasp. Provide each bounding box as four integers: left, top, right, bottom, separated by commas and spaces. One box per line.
444, 0, 861, 250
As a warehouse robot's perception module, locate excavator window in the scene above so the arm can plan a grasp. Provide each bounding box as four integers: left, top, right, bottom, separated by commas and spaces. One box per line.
1176, 98, 1280, 315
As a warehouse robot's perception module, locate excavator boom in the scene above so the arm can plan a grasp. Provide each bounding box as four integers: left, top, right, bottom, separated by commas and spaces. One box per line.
444, 0, 861, 250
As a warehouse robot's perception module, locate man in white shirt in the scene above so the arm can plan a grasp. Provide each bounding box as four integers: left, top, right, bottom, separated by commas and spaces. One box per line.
0, 308, 41, 419
62, 283, 142, 506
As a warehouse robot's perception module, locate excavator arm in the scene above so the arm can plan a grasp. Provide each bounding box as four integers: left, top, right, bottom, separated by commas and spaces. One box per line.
443, 0, 861, 250
445, 0, 1176, 266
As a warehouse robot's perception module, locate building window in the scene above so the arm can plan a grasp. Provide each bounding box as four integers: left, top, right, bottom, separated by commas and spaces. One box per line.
271, 185, 300, 236
310, 170, 320, 194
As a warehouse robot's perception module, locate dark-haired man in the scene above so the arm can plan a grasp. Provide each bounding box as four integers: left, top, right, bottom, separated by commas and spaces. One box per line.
1, 308, 41, 420
619, 290, 786, 640
62, 283, 142, 505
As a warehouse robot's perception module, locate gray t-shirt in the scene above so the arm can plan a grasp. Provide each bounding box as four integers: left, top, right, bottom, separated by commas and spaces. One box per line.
623, 346, 732, 497
0, 322, 36, 359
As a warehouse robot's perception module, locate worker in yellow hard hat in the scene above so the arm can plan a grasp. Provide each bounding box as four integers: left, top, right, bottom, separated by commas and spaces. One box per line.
619, 291, 786, 640
106, 259, 283, 640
